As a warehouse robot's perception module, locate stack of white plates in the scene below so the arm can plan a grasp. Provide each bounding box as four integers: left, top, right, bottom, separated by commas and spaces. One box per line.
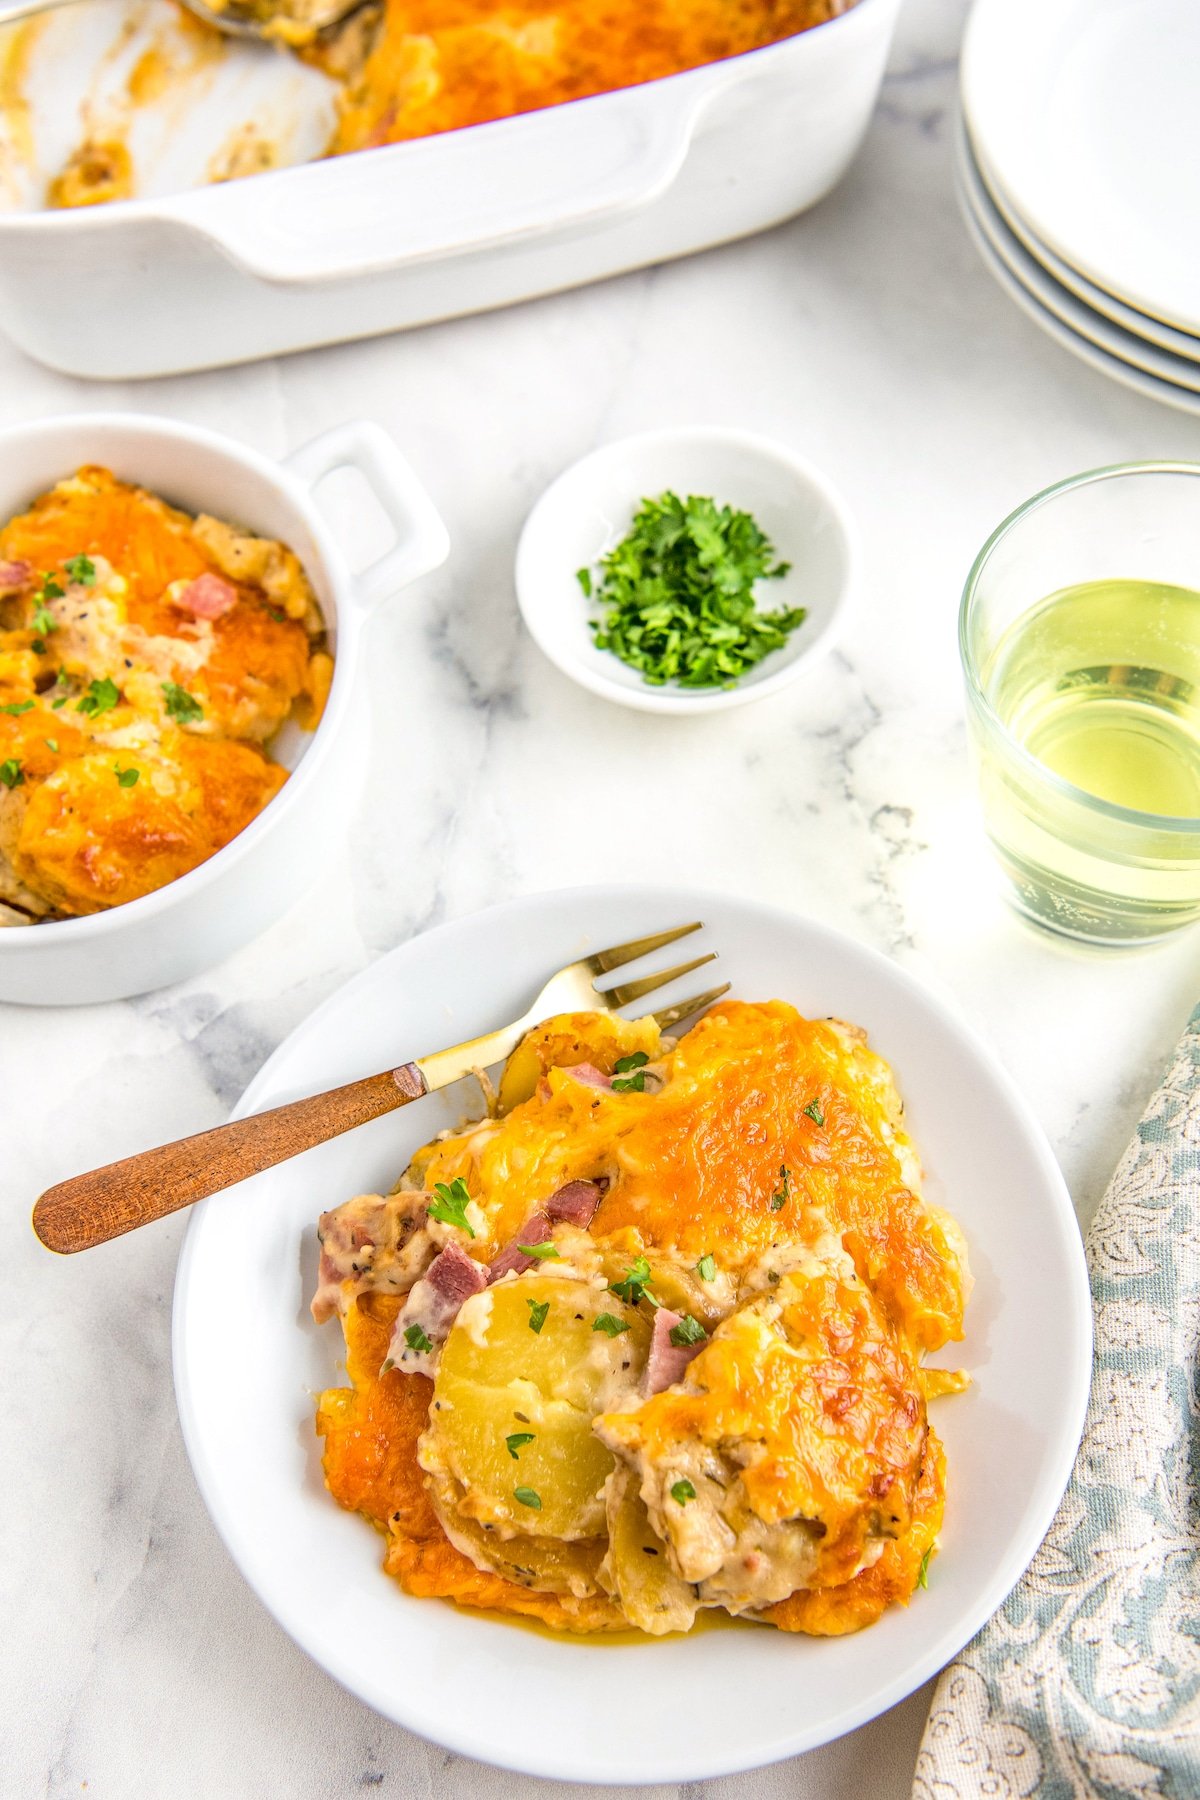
958, 0, 1200, 416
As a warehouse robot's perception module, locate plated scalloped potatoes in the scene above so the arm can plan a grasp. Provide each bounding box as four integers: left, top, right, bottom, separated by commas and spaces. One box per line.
314, 999, 971, 1637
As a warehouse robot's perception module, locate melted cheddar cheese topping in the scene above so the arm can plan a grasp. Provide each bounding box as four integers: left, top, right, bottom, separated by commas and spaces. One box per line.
315, 1000, 970, 1638
324, 0, 853, 154
42, 0, 851, 206
0, 466, 329, 921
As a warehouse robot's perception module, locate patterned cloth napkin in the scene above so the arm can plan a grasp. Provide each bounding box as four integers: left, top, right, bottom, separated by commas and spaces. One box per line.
913, 1006, 1200, 1800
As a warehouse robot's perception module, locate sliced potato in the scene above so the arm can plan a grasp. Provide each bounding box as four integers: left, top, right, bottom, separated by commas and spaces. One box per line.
497, 1012, 661, 1113
430, 1372, 615, 1537
601, 1465, 699, 1636
432, 1472, 609, 1596
420, 1275, 649, 1542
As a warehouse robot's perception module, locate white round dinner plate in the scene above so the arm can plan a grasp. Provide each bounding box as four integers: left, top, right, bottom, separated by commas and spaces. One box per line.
173, 886, 1092, 1785
955, 146, 1200, 420
962, 0, 1200, 335
955, 125, 1200, 399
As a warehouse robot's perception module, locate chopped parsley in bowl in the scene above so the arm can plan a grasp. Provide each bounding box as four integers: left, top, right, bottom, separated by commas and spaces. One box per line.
515, 427, 856, 715
577, 490, 806, 689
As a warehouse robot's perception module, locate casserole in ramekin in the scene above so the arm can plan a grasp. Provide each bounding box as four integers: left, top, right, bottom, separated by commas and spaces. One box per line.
0, 0, 901, 378
0, 413, 448, 1006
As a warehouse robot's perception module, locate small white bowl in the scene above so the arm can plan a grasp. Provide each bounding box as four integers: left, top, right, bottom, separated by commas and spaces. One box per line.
0, 413, 449, 1006
515, 427, 856, 714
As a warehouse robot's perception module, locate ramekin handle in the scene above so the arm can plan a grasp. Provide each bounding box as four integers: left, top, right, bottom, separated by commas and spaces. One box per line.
285, 422, 450, 607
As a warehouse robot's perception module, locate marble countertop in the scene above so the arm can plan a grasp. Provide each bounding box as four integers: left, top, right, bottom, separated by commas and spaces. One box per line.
7, 0, 1200, 1793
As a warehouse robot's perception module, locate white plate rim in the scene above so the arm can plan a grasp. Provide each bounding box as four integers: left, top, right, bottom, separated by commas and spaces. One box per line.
963, 127, 1200, 364
955, 124, 1200, 396
172, 883, 1093, 1785
961, 0, 1200, 336
955, 148, 1200, 419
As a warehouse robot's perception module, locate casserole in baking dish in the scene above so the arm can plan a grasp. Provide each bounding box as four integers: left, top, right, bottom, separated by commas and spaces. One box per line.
0, 0, 900, 377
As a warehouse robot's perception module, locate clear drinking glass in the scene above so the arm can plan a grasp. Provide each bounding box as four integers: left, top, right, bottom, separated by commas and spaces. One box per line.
960, 462, 1200, 946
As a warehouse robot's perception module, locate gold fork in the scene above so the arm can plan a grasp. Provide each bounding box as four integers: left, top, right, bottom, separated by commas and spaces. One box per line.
32, 922, 728, 1255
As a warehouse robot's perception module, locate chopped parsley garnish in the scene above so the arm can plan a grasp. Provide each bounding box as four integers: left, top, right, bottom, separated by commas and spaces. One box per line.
669, 1314, 706, 1348
162, 681, 204, 725
76, 677, 120, 719
593, 1312, 631, 1337
519, 1241, 560, 1260
114, 765, 139, 788
32, 582, 61, 638
51, 696, 67, 710
403, 1323, 433, 1355
696, 1254, 716, 1283
917, 1547, 933, 1590
613, 1051, 649, 1073
30, 639, 45, 656
803, 1099, 825, 1126
526, 1298, 550, 1334
770, 1165, 791, 1212
610, 1256, 656, 1308
505, 1432, 535, 1459
268, 608, 287, 623
426, 1177, 476, 1237
579, 491, 804, 689
670, 1479, 696, 1506
0, 758, 23, 789
513, 1486, 542, 1510
44, 738, 58, 752
1, 700, 33, 715
611, 1070, 647, 1093
64, 555, 95, 586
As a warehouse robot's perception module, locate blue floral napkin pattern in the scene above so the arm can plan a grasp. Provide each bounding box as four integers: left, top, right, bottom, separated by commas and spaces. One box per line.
913, 1006, 1200, 1800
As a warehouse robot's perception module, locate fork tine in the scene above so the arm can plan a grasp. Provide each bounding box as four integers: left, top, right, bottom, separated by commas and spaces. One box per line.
649, 982, 731, 1030
600, 951, 718, 1007
584, 921, 703, 975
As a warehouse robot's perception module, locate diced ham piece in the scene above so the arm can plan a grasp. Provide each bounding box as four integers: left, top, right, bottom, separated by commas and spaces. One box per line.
486, 1179, 607, 1282
172, 572, 238, 620
545, 1178, 605, 1228
0, 560, 32, 595
568, 1062, 613, 1090
487, 1210, 552, 1282
385, 1241, 487, 1373
642, 1308, 706, 1398
424, 1240, 489, 1315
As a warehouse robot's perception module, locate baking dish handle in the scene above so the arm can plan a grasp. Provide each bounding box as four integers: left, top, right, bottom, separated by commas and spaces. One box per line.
285, 422, 450, 608
175, 75, 723, 285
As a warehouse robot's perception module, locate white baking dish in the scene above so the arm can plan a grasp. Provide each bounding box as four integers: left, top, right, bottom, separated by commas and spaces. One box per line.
0, 0, 900, 378
0, 413, 449, 1006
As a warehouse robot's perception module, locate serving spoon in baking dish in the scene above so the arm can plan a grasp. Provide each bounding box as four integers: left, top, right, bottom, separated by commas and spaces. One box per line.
0, 0, 364, 42
32, 922, 730, 1255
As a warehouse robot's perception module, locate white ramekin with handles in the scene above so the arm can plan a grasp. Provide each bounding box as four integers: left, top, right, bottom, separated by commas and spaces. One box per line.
0, 413, 449, 1007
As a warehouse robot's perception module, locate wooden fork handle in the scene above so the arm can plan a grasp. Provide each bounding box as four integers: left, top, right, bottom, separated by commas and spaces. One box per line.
32, 1062, 429, 1255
